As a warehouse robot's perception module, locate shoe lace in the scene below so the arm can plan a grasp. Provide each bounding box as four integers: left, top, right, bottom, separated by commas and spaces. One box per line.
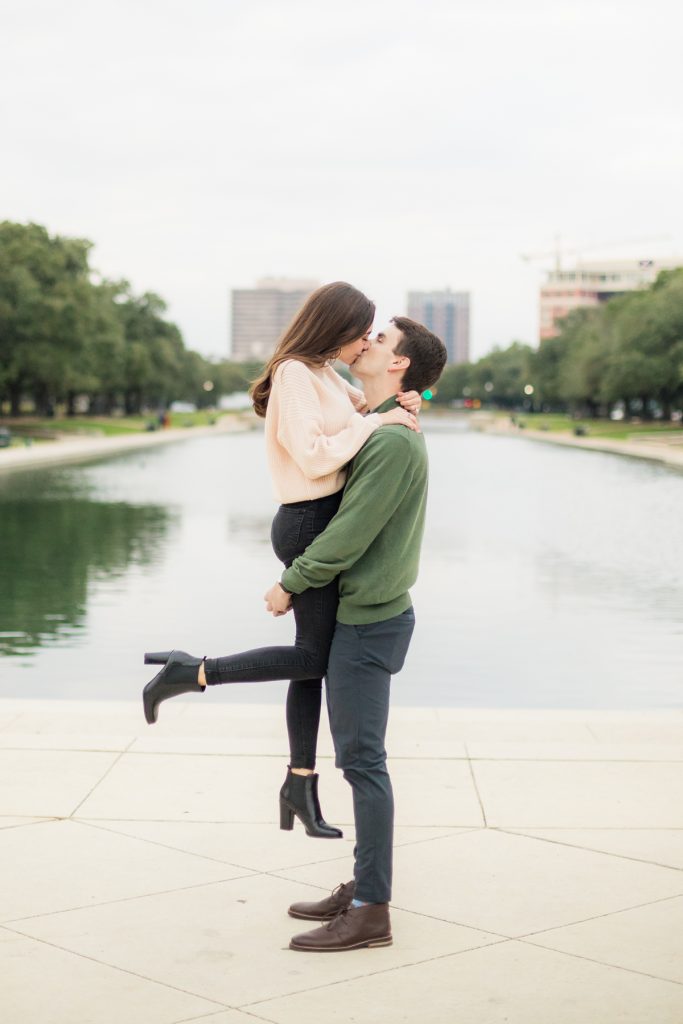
322, 882, 353, 930
325, 905, 351, 931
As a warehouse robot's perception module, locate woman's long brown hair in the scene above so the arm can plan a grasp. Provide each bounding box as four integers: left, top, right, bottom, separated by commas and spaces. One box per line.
250, 282, 375, 417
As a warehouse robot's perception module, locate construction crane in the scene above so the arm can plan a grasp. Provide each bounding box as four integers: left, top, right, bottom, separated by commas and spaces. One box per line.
520, 234, 673, 273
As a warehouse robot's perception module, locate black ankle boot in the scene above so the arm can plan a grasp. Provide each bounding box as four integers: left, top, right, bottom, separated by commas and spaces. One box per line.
279, 768, 343, 839
142, 650, 205, 724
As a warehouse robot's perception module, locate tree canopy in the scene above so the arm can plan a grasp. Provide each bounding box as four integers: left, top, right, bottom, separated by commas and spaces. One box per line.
0, 222, 256, 416
4, 222, 681, 420
430, 268, 683, 417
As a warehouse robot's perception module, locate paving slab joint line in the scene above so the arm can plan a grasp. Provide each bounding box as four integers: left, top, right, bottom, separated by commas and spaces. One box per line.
499, 826, 683, 873
122, 749, 485, 762
263, 826, 487, 878
75, 815, 352, 826
2, 868, 260, 926
517, 936, 683, 989
470, 756, 683, 763
0, 816, 60, 832
174, 1010, 277, 1024
497, 826, 683, 832
0, 923, 232, 1009
74, 817, 261, 873
265, 868, 511, 938
67, 739, 137, 818
514, 889, 683, 942
464, 742, 487, 827
387, 903, 512, 940
583, 721, 600, 741
391, 824, 486, 849
127, 749, 335, 760
242, 937, 514, 1009
264, 870, 350, 893
75, 814, 483, 828
0, 712, 24, 734
0, 745, 134, 755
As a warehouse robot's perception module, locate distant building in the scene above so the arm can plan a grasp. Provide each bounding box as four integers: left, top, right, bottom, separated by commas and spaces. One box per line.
406, 289, 470, 364
540, 258, 681, 341
230, 278, 319, 362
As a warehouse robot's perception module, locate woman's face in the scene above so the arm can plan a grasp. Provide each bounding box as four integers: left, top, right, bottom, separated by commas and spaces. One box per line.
337, 329, 372, 367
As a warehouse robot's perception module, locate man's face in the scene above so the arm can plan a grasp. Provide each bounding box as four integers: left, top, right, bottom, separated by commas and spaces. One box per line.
353, 323, 405, 380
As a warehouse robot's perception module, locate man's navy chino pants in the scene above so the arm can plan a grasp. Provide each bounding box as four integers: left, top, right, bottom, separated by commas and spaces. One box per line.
325, 607, 415, 904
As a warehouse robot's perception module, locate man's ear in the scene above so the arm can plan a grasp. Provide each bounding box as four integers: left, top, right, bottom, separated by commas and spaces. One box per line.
389, 355, 410, 374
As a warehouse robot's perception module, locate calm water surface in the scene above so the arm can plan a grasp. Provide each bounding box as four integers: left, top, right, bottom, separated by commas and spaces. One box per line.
1, 424, 681, 708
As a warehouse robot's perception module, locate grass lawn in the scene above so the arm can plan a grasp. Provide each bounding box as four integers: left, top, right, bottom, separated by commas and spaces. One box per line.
495, 411, 683, 440
0, 410, 232, 442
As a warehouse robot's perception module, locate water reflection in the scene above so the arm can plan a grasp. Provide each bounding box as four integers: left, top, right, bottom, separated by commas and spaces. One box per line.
226, 514, 273, 544
0, 469, 171, 657
1, 428, 682, 707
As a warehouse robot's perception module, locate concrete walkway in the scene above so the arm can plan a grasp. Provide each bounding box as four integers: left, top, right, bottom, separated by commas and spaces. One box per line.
482, 420, 683, 470
2, 698, 682, 1023
0, 414, 255, 475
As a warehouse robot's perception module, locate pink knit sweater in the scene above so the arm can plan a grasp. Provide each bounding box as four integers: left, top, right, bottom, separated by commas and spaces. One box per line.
265, 359, 382, 503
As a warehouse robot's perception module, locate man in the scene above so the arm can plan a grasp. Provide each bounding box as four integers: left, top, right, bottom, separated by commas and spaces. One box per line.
265, 317, 447, 952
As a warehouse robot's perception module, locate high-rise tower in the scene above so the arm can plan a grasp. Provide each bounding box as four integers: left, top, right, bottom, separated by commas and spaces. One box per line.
230, 278, 319, 361
406, 289, 470, 364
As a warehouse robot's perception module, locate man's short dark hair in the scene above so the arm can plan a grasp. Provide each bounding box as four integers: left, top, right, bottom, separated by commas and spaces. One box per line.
392, 316, 448, 394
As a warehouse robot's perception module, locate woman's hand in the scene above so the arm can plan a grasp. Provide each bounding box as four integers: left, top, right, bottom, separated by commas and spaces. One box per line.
264, 581, 292, 616
397, 390, 422, 415
377, 407, 420, 432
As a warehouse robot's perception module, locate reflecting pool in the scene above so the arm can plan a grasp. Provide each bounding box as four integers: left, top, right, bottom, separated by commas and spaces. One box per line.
1, 425, 681, 708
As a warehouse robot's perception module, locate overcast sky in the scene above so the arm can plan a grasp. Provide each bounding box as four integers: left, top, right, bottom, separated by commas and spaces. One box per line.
3, 0, 682, 361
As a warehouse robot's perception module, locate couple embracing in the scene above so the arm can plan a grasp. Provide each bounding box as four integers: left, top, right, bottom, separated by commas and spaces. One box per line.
142, 282, 447, 952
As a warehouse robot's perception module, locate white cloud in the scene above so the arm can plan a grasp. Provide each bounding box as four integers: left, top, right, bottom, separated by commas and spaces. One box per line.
2, 0, 682, 359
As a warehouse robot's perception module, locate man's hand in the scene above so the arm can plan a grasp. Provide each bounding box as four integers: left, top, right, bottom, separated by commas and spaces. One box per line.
264, 581, 293, 616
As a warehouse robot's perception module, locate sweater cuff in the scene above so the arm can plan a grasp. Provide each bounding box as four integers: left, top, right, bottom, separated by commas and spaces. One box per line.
281, 565, 307, 595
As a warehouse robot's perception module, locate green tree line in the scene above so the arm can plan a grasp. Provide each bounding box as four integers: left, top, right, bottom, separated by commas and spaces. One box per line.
4, 222, 681, 421
0, 222, 258, 416
431, 268, 683, 418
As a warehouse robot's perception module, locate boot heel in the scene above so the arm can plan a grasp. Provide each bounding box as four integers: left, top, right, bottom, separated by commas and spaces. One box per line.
142, 650, 204, 725
144, 651, 173, 665
278, 769, 343, 839
279, 800, 295, 831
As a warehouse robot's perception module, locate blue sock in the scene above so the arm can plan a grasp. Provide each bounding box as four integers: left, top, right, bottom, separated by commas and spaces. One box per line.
351, 898, 368, 908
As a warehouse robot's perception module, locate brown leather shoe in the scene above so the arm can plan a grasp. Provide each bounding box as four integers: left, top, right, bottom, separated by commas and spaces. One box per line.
288, 881, 355, 921
289, 903, 392, 952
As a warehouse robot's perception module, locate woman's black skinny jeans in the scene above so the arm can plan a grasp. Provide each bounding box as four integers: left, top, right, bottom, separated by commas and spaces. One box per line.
203, 489, 342, 770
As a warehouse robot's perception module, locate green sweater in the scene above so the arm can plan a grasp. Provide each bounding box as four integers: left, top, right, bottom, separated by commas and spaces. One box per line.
280, 396, 429, 624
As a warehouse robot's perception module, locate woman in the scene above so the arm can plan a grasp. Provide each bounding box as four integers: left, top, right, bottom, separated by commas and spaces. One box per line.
142, 282, 420, 838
